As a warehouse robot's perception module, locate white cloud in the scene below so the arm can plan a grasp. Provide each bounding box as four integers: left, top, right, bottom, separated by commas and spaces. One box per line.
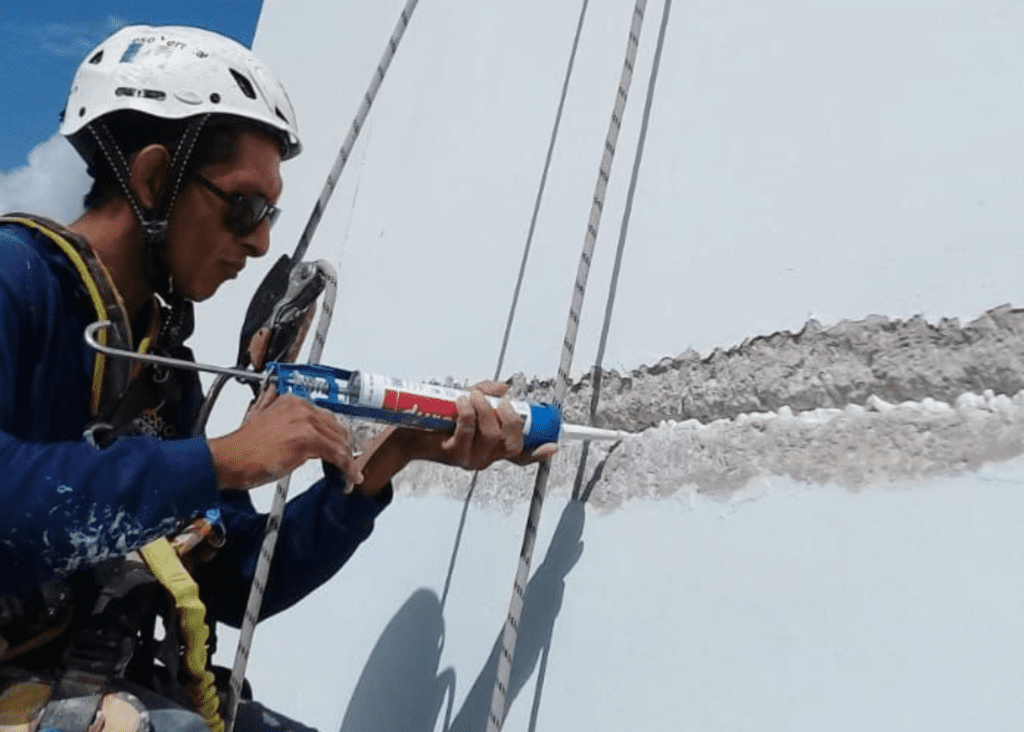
0, 134, 90, 224
15, 15, 130, 60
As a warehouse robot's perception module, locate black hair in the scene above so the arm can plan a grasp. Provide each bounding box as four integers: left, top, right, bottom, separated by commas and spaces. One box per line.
80, 111, 279, 210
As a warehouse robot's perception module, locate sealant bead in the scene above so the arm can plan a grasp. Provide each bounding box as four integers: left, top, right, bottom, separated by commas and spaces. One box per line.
955, 392, 982, 411
920, 397, 950, 413
992, 394, 1013, 413
867, 395, 894, 412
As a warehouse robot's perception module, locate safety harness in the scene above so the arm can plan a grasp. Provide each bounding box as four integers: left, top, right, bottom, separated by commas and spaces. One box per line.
0, 215, 226, 732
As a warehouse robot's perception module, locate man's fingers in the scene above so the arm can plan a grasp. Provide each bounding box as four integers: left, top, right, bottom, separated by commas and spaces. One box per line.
472, 380, 509, 399
496, 398, 524, 454
471, 390, 501, 444
531, 443, 558, 461
243, 383, 278, 425
218, 393, 360, 489
282, 396, 354, 466
309, 411, 358, 473
442, 395, 476, 463
508, 441, 558, 466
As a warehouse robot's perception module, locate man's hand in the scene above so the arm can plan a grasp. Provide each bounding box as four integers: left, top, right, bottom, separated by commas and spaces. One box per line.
208, 385, 361, 490
353, 381, 558, 496
430, 381, 558, 469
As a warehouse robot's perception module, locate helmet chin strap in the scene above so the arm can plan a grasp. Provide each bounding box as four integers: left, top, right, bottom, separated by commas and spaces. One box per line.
86, 115, 211, 347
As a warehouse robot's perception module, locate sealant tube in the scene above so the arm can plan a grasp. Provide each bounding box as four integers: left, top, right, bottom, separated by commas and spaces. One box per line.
270, 364, 581, 447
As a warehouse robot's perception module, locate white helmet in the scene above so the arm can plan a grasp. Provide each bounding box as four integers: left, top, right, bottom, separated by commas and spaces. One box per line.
61, 25, 301, 160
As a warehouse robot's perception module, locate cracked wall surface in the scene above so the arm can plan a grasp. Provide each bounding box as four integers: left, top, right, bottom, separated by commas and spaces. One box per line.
528, 304, 1024, 430
388, 305, 1024, 507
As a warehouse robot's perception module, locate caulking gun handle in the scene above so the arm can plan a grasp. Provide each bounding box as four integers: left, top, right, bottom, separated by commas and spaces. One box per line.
265, 362, 356, 391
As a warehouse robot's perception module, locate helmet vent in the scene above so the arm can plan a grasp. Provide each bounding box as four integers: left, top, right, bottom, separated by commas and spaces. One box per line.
89, 50, 104, 65
115, 87, 167, 101
229, 69, 257, 100
275, 107, 289, 124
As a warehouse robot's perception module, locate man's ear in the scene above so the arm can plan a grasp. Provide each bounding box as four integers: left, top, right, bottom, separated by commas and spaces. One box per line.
129, 144, 172, 210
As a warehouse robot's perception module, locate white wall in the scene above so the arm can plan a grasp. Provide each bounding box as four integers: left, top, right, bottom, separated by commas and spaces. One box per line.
199, 1, 1024, 729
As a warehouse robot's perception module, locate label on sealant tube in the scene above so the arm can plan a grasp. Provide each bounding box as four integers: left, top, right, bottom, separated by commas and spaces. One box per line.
356, 373, 561, 448
268, 363, 563, 447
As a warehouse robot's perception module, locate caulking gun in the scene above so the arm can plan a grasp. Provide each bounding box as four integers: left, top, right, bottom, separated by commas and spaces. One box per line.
84, 321, 628, 448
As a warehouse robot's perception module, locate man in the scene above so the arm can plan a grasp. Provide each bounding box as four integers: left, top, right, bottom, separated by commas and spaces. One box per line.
0, 25, 553, 731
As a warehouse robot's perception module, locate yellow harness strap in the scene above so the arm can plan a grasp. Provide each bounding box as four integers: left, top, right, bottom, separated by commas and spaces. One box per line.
139, 539, 225, 732
0, 215, 136, 417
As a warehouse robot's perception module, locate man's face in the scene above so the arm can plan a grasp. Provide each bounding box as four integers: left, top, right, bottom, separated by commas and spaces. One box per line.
166, 130, 284, 301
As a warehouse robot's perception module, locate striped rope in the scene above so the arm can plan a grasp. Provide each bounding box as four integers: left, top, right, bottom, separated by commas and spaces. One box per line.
224, 264, 338, 732
589, 0, 673, 422
441, 0, 592, 614
494, 0, 591, 380
224, 4, 420, 725
291, 0, 420, 263
486, 2, 650, 729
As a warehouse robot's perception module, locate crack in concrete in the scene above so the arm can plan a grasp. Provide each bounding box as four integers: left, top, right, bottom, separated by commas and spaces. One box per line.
516, 303, 1024, 431
383, 304, 1024, 507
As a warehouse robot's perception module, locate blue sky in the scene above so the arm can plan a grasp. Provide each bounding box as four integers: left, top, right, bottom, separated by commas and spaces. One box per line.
0, 1, 263, 172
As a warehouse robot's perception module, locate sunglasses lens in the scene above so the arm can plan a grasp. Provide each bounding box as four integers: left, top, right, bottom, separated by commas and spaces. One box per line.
197, 175, 279, 236
228, 196, 278, 236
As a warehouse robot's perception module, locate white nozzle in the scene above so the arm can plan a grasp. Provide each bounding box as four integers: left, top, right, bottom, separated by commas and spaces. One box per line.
560, 423, 631, 442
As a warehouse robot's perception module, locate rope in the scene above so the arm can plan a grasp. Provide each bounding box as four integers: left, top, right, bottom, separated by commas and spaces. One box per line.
291, 0, 420, 263
589, 0, 673, 424
441, 0, 592, 614
494, 0, 591, 380
222, 5, 421, 728
224, 265, 337, 731
486, 3, 650, 729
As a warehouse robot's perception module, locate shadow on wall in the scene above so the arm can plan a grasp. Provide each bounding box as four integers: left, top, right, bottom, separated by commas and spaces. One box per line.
336, 587, 455, 732
337, 500, 586, 732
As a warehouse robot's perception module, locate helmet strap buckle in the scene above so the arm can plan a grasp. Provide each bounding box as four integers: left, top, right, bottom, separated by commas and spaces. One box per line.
140, 220, 168, 247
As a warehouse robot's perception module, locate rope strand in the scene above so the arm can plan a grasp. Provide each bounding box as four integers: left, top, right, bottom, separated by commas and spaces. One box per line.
486, 3, 650, 729
441, 0, 593, 615
224, 265, 338, 732
291, 0, 420, 263
590, 0, 673, 423
494, 0, 592, 381
222, 2, 421, 727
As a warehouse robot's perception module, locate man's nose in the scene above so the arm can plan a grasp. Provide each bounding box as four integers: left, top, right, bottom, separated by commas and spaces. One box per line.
242, 223, 271, 258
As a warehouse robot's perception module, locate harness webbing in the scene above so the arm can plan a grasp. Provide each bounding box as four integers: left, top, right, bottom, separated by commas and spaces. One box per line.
486, 3, 650, 729
139, 538, 224, 732
0, 215, 133, 418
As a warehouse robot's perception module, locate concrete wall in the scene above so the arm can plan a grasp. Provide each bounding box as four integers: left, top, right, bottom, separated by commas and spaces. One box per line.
199, 1, 1024, 729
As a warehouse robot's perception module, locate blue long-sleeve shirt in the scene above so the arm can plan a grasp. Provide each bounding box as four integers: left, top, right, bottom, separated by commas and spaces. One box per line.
0, 220, 389, 625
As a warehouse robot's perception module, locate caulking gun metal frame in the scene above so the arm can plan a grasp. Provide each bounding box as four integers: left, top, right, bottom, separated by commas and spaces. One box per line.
83, 321, 630, 446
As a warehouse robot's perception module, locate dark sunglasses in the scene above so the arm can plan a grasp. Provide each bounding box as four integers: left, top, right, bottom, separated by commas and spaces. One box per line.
194, 174, 280, 236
